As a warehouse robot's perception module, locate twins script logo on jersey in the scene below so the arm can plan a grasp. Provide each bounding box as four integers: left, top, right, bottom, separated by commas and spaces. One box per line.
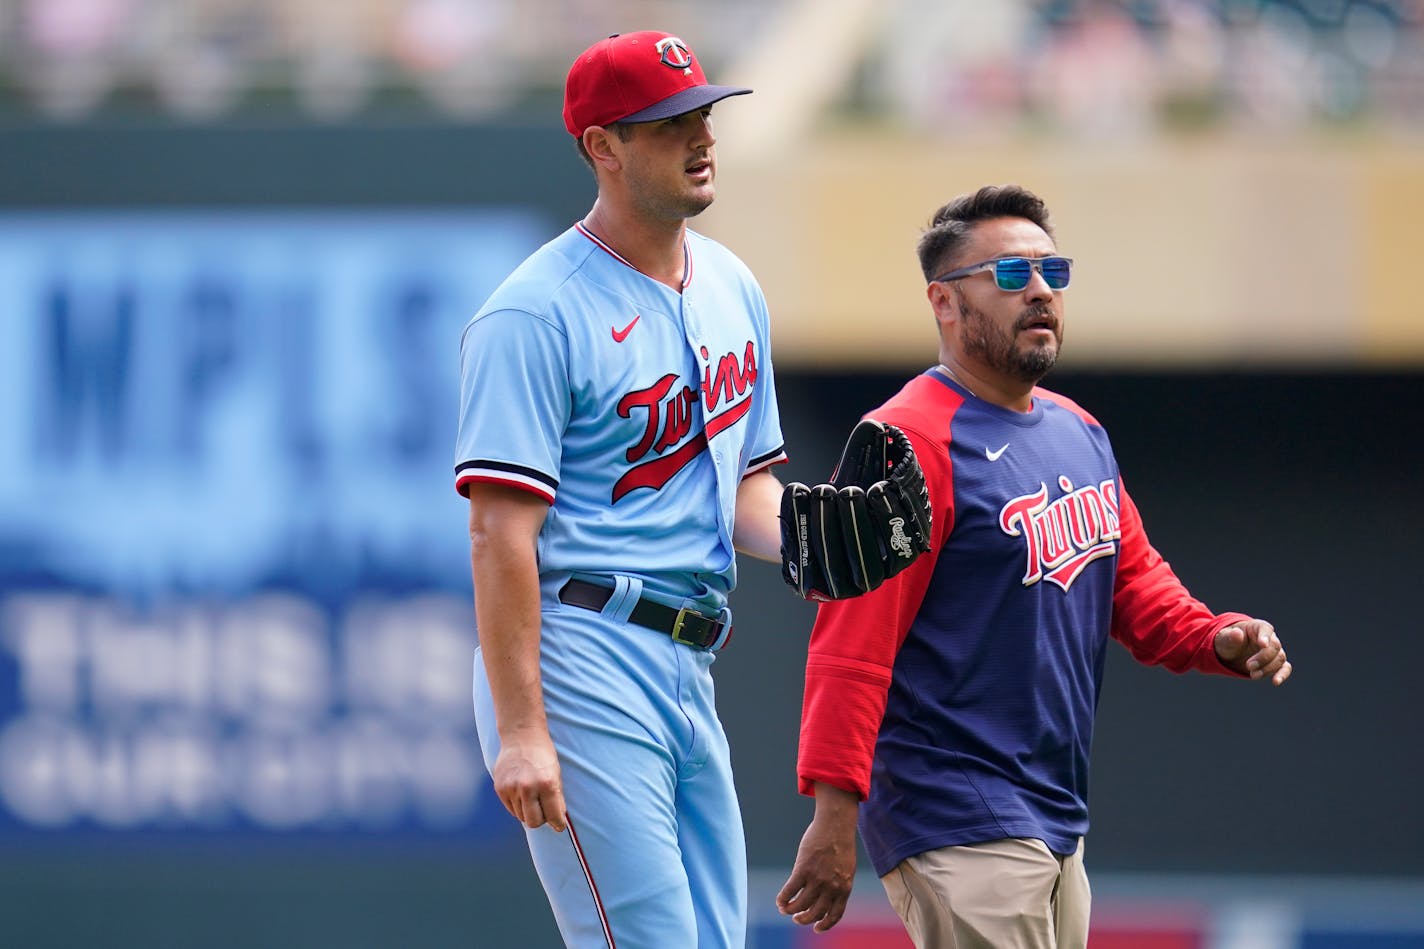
999, 475, 1122, 591
610, 340, 758, 502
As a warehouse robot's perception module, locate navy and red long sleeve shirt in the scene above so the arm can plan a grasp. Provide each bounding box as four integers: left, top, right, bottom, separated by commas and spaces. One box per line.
796, 369, 1247, 876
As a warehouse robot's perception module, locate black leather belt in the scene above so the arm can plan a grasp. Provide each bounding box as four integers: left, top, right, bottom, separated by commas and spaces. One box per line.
558, 579, 727, 650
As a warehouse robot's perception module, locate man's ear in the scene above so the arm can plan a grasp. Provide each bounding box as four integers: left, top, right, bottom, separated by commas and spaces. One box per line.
927, 280, 957, 321
583, 126, 621, 171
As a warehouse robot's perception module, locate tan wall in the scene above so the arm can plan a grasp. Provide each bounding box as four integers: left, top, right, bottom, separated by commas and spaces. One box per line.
700, 131, 1424, 368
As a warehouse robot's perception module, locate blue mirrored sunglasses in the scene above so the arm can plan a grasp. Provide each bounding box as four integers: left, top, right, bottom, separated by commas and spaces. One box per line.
931, 256, 1073, 292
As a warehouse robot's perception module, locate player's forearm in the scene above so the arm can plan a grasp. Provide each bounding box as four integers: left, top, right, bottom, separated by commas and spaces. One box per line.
469, 501, 549, 739
472, 549, 547, 739
733, 469, 784, 562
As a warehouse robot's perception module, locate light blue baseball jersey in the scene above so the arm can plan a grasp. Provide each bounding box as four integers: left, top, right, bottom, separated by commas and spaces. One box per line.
456, 222, 787, 948
455, 222, 787, 609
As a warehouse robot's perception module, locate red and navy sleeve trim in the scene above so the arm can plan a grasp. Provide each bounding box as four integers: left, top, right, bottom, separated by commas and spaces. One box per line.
744, 445, 789, 477
455, 460, 557, 503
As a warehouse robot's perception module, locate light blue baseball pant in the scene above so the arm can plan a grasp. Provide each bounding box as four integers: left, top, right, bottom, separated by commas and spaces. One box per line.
473, 573, 745, 948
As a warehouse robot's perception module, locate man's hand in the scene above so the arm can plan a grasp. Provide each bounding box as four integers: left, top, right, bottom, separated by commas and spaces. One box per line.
776, 783, 859, 932
492, 726, 567, 832
1214, 618, 1292, 686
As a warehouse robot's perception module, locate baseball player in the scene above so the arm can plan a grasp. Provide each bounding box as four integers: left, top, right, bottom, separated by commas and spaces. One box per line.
454, 31, 929, 948
775, 185, 1292, 949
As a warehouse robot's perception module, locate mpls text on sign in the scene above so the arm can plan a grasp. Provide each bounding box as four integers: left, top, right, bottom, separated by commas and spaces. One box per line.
0, 210, 548, 837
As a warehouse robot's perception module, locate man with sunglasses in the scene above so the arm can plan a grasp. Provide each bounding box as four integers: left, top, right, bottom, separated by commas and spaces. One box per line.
775, 184, 1292, 948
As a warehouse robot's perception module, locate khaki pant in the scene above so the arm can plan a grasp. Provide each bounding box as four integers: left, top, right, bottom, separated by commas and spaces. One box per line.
881, 837, 1090, 949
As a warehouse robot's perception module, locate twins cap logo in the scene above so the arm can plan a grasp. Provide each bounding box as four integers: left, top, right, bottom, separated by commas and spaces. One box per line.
656, 36, 694, 73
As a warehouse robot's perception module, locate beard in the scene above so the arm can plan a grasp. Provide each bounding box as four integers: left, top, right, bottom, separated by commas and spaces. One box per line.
959, 292, 1061, 383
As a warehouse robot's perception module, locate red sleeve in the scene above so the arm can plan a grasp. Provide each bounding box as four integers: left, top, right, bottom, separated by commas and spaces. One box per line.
1110, 480, 1248, 677
796, 421, 953, 799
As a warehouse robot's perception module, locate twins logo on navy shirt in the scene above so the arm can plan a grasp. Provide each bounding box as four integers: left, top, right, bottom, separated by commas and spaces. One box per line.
999, 475, 1122, 590
610, 340, 758, 503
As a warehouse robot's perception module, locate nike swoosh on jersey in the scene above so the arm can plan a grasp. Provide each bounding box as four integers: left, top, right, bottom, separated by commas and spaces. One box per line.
612, 315, 641, 342
985, 444, 1009, 461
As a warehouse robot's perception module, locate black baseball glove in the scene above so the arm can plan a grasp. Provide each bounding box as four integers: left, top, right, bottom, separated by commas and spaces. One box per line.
780, 420, 933, 601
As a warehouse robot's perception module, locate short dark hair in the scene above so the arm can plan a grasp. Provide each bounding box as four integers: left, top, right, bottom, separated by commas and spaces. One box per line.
917, 185, 1055, 282
574, 122, 635, 170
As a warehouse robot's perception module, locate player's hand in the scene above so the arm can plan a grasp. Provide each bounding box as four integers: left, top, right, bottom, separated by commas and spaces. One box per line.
776, 784, 859, 932
492, 727, 567, 832
1214, 619, 1292, 686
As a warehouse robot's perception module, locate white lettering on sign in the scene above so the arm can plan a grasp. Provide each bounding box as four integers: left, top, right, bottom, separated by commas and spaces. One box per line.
0, 592, 481, 830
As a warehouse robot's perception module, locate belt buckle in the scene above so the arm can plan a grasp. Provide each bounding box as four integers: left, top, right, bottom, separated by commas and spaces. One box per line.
670, 606, 716, 649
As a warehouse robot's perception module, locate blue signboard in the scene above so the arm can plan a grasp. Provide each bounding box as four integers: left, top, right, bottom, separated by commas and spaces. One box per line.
0, 210, 550, 836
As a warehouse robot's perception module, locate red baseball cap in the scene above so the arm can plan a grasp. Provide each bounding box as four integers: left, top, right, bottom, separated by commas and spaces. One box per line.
563, 31, 752, 137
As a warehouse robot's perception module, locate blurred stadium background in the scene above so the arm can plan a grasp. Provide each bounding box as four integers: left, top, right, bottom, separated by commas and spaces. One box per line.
1, 0, 1421, 946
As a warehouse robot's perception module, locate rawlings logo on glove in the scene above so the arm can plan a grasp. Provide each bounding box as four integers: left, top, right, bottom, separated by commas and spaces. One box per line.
779, 420, 933, 601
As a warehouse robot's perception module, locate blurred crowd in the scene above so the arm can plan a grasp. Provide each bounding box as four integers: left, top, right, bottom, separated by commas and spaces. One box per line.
864, 0, 1424, 137
0, 0, 773, 119
0, 0, 1420, 133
